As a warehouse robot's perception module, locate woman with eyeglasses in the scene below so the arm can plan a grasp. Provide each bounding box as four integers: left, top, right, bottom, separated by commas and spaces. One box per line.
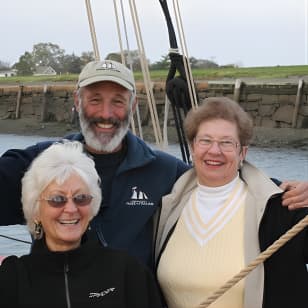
0, 141, 162, 308
155, 97, 308, 308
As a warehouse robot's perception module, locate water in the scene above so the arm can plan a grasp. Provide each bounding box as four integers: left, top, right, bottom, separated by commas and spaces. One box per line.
0, 134, 307, 257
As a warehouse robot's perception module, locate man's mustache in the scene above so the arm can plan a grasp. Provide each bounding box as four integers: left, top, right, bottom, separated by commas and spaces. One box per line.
87, 117, 121, 128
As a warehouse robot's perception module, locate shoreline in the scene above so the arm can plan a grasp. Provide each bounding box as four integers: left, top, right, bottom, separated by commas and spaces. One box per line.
0, 118, 308, 148
0, 118, 78, 138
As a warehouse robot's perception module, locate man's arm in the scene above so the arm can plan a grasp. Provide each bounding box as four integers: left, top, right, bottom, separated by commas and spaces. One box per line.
0, 141, 53, 225
280, 181, 308, 210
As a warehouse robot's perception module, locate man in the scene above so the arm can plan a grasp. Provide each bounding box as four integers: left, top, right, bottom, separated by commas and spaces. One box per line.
0, 60, 307, 269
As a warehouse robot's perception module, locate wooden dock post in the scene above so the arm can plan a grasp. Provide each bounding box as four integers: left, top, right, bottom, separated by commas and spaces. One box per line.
41, 84, 48, 121
233, 79, 242, 102
15, 85, 23, 119
292, 79, 304, 128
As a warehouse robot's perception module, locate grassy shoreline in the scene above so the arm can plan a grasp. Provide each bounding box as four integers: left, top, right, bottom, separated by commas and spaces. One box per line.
1, 65, 308, 84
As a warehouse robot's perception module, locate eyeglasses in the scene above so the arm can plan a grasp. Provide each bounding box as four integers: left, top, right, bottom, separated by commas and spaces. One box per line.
194, 137, 239, 152
40, 194, 93, 208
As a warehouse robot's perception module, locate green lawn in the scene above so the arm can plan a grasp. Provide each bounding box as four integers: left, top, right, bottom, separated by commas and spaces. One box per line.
1, 65, 308, 84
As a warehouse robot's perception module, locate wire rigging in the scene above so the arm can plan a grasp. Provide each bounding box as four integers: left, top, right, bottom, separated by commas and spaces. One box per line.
0, 234, 31, 245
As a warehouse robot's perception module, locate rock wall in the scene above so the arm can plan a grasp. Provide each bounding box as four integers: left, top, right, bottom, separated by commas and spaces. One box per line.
0, 80, 308, 130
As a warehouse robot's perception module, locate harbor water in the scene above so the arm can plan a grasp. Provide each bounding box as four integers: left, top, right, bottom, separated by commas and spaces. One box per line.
0, 133, 307, 257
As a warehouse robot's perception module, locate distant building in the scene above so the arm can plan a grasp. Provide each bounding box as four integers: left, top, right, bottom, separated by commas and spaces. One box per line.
34, 66, 57, 76
0, 69, 17, 77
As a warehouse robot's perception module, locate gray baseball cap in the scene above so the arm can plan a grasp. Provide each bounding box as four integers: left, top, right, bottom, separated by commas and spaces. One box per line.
77, 60, 135, 91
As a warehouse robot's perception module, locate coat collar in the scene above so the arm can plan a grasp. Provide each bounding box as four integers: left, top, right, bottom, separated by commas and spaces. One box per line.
30, 236, 100, 272
72, 131, 156, 173
117, 131, 156, 173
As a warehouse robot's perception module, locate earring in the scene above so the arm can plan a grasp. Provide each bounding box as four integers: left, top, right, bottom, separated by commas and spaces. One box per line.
239, 160, 243, 169
34, 220, 43, 239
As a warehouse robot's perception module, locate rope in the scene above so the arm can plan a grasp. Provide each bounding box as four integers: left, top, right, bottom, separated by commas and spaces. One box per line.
163, 96, 170, 148
0, 234, 31, 245
198, 214, 308, 307
118, 0, 143, 139
172, 0, 198, 109
85, 0, 100, 61
128, 0, 163, 146
113, 0, 126, 64
113, 0, 137, 136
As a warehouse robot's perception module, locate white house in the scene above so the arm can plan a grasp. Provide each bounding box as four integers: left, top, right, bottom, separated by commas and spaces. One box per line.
33, 66, 57, 76
0, 69, 17, 77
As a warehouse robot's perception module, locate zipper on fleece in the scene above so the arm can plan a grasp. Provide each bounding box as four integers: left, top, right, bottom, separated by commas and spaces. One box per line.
64, 262, 71, 308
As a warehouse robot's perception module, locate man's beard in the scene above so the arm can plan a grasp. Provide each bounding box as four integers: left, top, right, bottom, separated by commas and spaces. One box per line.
78, 106, 131, 153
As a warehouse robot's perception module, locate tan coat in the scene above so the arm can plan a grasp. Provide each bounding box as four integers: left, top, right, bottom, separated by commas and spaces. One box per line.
155, 161, 283, 308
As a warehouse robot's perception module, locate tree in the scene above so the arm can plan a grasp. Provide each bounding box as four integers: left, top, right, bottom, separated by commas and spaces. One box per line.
189, 57, 218, 69
80, 51, 95, 67
32, 42, 65, 72
150, 54, 170, 70
13, 52, 35, 75
0, 61, 10, 70
60, 53, 83, 74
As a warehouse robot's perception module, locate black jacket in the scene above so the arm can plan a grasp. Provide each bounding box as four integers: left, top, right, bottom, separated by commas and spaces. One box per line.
0, 238, 163, 308
0, 131, 189, 267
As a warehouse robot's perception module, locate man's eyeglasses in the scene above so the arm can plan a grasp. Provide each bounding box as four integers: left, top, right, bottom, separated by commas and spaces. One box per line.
194, 137, 239, 152
40, 194, 93, 208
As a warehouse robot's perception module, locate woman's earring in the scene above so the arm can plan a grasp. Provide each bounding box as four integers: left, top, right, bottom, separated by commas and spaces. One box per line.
34, 220, 43, 239
239, 160, 243, 169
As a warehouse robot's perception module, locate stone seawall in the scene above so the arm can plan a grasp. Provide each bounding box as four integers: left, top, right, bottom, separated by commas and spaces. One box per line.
0, 80, 308, 146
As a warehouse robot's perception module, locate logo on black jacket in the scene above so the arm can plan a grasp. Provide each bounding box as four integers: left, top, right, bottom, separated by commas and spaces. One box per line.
89, 287, 116, 298
126, 186, 154, 206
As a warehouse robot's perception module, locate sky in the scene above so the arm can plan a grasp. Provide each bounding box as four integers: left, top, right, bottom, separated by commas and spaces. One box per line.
1, 0, 308, 68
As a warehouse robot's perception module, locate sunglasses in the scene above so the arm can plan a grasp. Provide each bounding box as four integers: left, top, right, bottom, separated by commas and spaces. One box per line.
40, 194, 93, 208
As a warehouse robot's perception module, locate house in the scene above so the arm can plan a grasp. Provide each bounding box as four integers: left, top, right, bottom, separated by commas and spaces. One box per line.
34, 66, 57, 76
0, 69, 17, 77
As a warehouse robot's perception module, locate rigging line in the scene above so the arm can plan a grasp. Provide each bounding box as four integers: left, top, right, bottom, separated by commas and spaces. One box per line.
163, 96, 170, 147
113, 0, 137, 136
85, 0, 100, 61
172, 0, 198, 109
114, 0, 143, 139
119, 0, 143, 139
128, 0, 160, 143
128, 0, 163, 146
120, 0, 132, 66
159, 0, 192, 159
119, 0, 144, 139
0, 234, 31, 245
113, 0, 126, 64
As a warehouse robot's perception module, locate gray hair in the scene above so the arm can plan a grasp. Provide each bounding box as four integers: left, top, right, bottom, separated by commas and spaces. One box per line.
21, 140, 102, 238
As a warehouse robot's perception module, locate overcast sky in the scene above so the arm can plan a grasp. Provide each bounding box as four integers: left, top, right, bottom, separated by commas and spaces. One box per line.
1, 0, 307, 67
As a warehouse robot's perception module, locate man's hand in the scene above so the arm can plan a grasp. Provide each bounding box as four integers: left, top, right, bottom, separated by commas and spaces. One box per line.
280, 181, 308, 210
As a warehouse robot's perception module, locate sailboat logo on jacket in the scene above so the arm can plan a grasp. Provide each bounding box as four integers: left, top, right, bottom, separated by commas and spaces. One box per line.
126, 186, 154, 206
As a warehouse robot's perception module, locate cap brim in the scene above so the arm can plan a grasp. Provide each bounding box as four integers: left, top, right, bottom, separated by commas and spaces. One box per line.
78, 76, 134, 91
